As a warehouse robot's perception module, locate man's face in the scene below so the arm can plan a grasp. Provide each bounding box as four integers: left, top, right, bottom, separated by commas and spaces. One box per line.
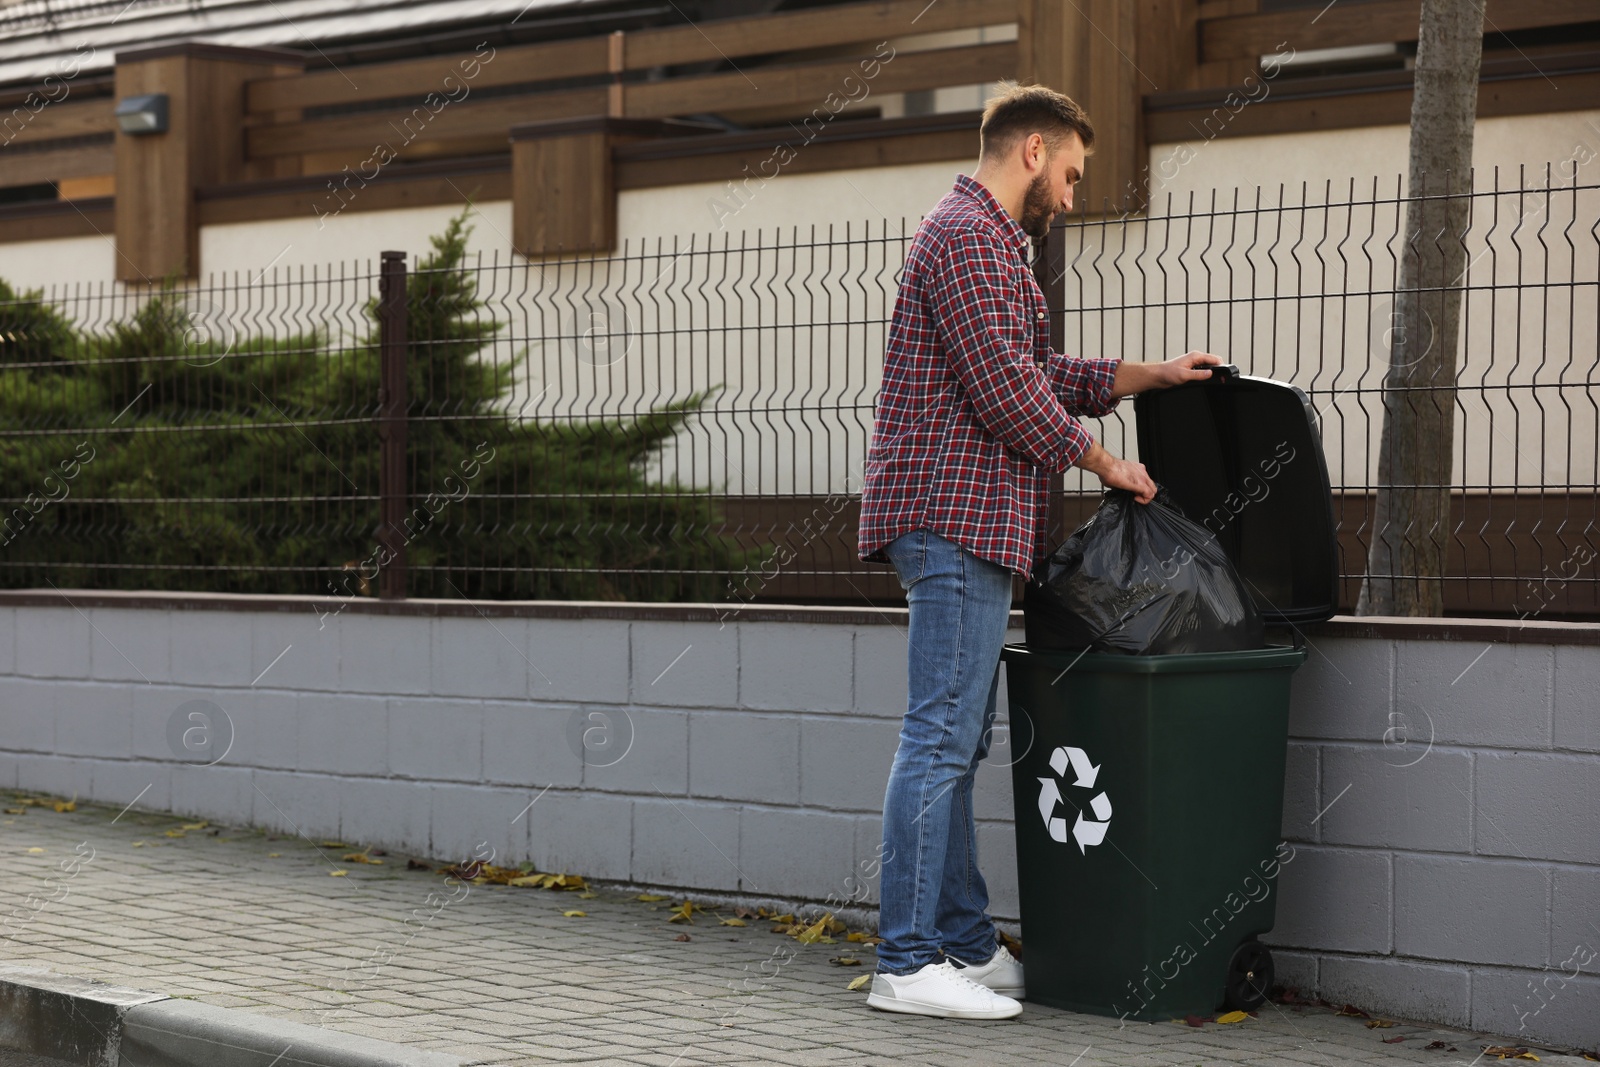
1019, 132, 1086, 239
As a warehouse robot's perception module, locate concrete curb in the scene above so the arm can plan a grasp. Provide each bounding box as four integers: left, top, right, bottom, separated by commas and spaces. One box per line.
0, 967, 487, 1067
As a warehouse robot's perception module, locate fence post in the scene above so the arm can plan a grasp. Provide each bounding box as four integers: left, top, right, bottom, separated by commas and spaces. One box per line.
377, 250, 409, 600
1036, 221, 1070, 547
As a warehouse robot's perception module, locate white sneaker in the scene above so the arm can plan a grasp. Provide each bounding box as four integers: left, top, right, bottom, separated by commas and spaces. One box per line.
950, 944, 1025, 999
865, 960, 1023, 1020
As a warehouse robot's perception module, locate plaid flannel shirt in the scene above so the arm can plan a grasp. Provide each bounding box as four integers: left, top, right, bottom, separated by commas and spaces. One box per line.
857, 174, 1122, 578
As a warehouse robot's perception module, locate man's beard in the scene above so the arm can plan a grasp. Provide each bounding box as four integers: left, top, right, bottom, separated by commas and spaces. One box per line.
1020, 172, 1057, 239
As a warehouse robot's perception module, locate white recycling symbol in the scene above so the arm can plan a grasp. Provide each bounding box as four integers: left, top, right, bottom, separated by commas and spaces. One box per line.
1037, 745, 1112, 854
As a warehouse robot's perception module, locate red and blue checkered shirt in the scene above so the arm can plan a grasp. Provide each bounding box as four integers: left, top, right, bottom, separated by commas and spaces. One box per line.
858, 174, 1122, 578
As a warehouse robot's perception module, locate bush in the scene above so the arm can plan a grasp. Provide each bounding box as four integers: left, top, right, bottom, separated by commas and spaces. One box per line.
0, 210, 753, 601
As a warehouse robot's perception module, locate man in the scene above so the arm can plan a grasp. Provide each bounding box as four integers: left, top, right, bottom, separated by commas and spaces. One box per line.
856, 84, 1222, 1020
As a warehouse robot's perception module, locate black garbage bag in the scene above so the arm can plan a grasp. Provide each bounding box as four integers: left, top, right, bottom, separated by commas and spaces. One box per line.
1024, 488, 1264, 655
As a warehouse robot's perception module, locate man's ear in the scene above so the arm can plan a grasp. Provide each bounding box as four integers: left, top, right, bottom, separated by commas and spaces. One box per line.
1021, 132, 1047, 174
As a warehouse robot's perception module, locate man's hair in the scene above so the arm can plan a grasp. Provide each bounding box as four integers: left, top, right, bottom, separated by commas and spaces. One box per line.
978, 83, 1095, 161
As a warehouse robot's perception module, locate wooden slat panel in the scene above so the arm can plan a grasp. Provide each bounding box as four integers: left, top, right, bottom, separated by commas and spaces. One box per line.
247, 86, 606, 158
615, 125, 977, 189
1201, 0, 1594, 62
0, 197, 113, 244
244, 0, 1017, 115
246, 38, 605, 114
1019, 0, 1140, 216
1196, 0, 1256, 16
1144, 66, 1600, 142
0, 140, 113, 186
198, 169, 511, 225
625, 42, 1014, 120
1146, 85, 1413, 141
193, 58, 304, 184
0, 99, 114, 148
623, 0, 1017, 69
115, 54, 191, 282
513, 131, 611, 255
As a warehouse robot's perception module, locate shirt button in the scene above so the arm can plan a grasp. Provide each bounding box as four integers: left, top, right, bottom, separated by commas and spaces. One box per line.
1036, 311, 1045, 321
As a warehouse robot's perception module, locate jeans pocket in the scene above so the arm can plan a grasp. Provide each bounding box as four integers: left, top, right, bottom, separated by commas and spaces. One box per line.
887, 529, 929, 592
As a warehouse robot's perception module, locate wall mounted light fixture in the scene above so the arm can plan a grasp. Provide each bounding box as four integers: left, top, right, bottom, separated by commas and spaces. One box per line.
114, 93, 169, 135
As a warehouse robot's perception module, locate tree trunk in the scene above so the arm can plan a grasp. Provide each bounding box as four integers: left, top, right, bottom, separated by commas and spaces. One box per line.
1357, 0, 1485, 617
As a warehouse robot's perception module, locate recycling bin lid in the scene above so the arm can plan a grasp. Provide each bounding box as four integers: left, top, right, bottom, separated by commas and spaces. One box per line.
1132, 365, 1338, 625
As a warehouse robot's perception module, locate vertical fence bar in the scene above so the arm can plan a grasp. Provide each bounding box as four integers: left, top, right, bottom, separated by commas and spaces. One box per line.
1037, 221, 1070, 551
378, 250, 409, 600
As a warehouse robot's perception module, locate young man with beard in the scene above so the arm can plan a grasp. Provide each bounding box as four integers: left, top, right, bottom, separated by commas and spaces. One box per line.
856, 84, 1222, 1020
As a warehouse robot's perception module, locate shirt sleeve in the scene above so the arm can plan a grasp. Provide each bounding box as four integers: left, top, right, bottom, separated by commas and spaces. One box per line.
926, 227, 1093, 472
1045, 353, 1123, 418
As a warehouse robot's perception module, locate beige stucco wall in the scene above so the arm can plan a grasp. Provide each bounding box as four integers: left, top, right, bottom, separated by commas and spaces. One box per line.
1147, 110, 1600, 210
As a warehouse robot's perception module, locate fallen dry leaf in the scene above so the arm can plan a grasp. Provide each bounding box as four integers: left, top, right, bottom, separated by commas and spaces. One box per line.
1383, 1036, 1406, 1044
471, 864, 528, 885
54, 799, 76, 813
342, 852, 383, 865
329, 869, 348, 877
131, 841, 146, 848
267, 852, 281, 858
847, 974, 871, 991
667, 901, 696, 925
794, 915, 831, 944
1336, 1004, 1371, 1018
3, 808, 23, 815
562, 910, 586, 918
406, 859, 430, 871
25, 847, 44, 854
673, 933, 692, 942
1366, 1019, 1397, 1029
1184, 1015, 1208, 1028
577, 891, 597, 899
180, 820, 207, 830
637, 893, 669, 902
1216, 1011, 1248, 1024
719, 918, 747, 927
829, 957, 862, 966
1483, 1048, 1540, 1062
319, 840, 347, 848
163, 830, 185, 838
1424, 1041, 1457, 1051
734, 905, 757, 919
438, 860, 485, 880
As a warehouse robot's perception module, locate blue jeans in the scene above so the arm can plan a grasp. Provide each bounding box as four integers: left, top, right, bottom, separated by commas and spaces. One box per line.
876, 529, 1013, 975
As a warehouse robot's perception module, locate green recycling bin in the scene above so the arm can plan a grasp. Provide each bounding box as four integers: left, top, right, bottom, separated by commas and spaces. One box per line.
1004, 368, 1338, 1021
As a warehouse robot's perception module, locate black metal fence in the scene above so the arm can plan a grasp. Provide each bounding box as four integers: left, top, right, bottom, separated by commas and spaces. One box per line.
0, 168, 1595, 617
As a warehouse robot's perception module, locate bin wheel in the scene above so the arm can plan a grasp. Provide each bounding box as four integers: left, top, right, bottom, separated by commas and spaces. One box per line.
1223, 941, 1274, 1012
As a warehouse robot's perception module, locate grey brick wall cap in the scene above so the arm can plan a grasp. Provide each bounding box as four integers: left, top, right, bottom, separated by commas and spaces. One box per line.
1, 589, 1596, 646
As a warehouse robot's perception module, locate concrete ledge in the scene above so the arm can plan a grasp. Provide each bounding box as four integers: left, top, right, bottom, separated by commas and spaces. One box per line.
0, 967, 164, 1066
0, 967, 481, 1067
2, 589, 1598, 645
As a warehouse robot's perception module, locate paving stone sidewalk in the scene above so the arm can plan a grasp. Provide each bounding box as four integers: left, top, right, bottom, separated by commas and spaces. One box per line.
0, 791, 1590, 1067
